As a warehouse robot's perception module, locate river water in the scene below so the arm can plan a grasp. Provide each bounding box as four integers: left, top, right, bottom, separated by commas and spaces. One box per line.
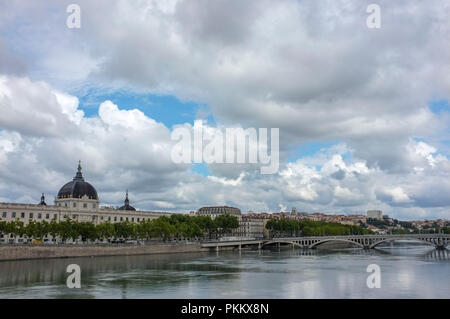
0, 245, 448, 298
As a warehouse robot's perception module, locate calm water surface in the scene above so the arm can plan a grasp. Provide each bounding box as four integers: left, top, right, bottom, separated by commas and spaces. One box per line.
0, 245, 448, 298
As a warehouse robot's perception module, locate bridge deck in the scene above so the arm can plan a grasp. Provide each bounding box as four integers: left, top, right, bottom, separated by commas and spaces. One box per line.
201, 234, 449, 249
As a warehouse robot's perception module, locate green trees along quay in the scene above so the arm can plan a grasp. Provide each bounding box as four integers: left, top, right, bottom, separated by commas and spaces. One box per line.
265, 219, 373, 237
0, 214, 240, 244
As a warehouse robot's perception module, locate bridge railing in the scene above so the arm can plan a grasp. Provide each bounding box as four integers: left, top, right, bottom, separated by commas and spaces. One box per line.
270, 234, 449, 240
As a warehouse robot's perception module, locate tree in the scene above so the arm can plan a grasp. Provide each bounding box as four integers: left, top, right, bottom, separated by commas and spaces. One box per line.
57, 218, 78, 243
192, 215, 217, 239
149, 218, 176, 241
75, 222, 98, 242
96, 222, 115, 241
114, 221, 136, 239
215, 214, 239, 236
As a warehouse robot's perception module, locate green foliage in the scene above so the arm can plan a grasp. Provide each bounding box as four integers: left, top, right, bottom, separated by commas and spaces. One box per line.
214, 214, 239, 236
265, 218, 373, 237
391, 228, 411, 234
96, 221, 115, 239
1, 214, 233, 242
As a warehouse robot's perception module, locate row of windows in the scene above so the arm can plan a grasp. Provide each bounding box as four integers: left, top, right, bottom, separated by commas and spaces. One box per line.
2, 211, 154, 223
57, 202, 97, 209
98, 216, 144, 222
2, 212, 57, 220
63, 215, 150, 223
199, 208, 240, 214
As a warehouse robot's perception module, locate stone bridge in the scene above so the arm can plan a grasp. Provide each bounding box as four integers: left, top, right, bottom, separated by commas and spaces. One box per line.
263, 234, 449, 249
201, 234, 449, 251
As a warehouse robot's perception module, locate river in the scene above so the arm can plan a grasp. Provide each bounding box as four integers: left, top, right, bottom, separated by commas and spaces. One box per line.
0, 245, 448, 298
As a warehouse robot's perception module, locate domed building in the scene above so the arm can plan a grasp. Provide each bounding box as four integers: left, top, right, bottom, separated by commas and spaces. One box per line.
0, 161, 173, 241
119, 190, 136, 211
55, 161, 99, 210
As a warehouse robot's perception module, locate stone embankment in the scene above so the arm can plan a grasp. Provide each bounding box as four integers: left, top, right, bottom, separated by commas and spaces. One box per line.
0, 243, 213, 261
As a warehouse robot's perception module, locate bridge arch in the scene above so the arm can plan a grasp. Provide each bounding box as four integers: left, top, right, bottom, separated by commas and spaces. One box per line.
261, 240, 304, 248
369, 237, 442, 249
309, 239, 365, 249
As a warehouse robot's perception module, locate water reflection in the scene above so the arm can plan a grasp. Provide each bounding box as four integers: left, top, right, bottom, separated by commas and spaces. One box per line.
0, 246, 448, 298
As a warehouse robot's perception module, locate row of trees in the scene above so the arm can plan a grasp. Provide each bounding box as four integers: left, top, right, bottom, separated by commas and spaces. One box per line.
0, 214, 240, 243
392, 227, 450, 234
265, 219, 373, 237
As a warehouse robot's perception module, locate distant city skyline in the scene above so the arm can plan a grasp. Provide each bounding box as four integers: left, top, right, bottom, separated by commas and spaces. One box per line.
1, 1, 450, 220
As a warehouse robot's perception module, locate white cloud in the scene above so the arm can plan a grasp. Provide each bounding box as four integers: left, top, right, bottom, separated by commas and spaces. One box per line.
0, 1, 450, 219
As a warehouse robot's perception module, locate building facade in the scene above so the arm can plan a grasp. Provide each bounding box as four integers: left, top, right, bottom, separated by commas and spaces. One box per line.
367, 210, 383, 220
196, 206, 242, 219
237, 215, 268, 239
0, 162, 172, 242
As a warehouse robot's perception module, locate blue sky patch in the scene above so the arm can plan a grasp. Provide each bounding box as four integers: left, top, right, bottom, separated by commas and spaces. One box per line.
75, 88, 215, 129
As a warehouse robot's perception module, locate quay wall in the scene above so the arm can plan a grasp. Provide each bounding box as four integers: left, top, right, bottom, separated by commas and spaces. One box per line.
0, 243, 224, 261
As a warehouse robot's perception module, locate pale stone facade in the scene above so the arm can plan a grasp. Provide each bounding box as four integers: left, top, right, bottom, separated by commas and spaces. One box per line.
0, 202, 171, 226
367, 210, 383, 220
237, 216, 267, 239
0, 162, 172, 243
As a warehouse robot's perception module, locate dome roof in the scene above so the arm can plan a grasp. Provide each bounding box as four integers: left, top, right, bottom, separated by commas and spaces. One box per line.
119, 190, 136, 211
57, 161, 98, 200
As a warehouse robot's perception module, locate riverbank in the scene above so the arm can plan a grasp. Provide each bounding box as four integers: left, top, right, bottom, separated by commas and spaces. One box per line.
0, 243, 220, 261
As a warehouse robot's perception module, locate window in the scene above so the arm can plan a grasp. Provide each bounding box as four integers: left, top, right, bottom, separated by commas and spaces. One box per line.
12, 212, 16, 218
100, 216, 104, 220
120, 217, 123, 221
93, 204, 96, 209
137, 218, 140, 222
38, 213, 42, 219
72, 215, 76, 219
64, 203, 68, 207
29, 213, 33, 219
108, 216, 111, 221
73, 203, 77, 208
21, 212, 25, 218
126, 217, 129, 221
2, 212, 6, 218
92, 216, 96, 221
131, 217, 134, 222
83, 203, 87, 208
114, 217, 117, 222
45, 213, 49, 219
53, 214, 57, 219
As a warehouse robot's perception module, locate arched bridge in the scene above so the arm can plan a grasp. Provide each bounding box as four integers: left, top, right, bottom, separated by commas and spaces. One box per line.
263, 234, 449, 249
201, 234, 449, 251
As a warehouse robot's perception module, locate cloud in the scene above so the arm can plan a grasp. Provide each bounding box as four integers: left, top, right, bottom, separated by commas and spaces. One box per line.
0, 75, 449, 219
0, 1, 449, 219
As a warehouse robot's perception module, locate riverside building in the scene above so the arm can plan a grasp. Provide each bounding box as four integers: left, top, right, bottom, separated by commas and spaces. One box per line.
0, 162, 171, 243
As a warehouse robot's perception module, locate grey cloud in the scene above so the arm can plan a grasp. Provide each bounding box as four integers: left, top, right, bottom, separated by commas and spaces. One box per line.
0, 1, 449, 219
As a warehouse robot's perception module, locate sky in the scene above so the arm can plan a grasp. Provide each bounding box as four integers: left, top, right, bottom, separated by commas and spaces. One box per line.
0, 0, 449, 220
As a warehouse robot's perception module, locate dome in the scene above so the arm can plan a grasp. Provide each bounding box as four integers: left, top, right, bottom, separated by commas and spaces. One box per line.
119, 190, 136, 211
57, 161, 98, 200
